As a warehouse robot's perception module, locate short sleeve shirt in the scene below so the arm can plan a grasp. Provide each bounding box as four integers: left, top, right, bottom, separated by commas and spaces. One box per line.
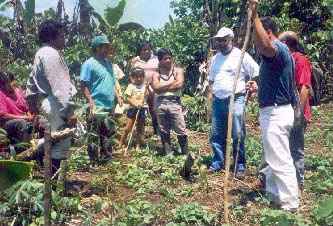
208, 48, 259, 99
124, 83, 148, 108
80, 57, 116, 110
258, 40, 295, 108
292, 52, 312, 122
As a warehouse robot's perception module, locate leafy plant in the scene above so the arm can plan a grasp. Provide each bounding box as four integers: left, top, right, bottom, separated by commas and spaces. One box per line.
260, 208, 309, 226
114, 198, 157, 225
182, 95, 210, 132
0, 160, 34, 190
313, 196, 333, 225
170, 203, 216, 225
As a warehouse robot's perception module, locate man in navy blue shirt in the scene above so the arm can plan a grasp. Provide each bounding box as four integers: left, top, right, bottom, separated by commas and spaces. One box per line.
250, 0, 299, 211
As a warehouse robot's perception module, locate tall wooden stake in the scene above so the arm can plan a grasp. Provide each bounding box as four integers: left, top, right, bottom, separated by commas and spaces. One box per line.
43, 124, 52, 226
223, 6, 253, 224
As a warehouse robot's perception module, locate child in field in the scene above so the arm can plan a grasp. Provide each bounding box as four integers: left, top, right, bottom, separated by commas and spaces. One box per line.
119, 67, 148, 149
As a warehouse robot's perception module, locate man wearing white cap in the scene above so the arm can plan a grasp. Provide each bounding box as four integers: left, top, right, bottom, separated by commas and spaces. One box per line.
208, 27, 259, 178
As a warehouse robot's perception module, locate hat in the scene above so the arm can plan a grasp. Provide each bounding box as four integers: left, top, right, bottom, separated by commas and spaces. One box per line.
213, 27, 234, 38
91, 35, 110, 48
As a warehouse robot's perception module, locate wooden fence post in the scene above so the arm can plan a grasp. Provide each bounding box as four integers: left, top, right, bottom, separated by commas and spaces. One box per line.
43, 123, 52, 226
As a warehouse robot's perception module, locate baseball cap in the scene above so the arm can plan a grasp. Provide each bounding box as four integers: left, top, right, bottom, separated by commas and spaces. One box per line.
213, 27, 234, 38
91, 34, 110, 48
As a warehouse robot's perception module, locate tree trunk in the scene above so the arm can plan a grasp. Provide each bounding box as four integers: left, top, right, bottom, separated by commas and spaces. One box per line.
79, 0, 92, 39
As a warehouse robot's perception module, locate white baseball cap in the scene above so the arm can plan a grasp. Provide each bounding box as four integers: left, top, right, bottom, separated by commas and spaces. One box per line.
214, 27, 234, 38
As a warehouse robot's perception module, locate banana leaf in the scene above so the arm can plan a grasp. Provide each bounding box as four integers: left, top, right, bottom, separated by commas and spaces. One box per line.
0, 160, 33, 190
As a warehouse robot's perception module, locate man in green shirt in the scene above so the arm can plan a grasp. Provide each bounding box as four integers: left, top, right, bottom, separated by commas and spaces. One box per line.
80, 35, 122, 162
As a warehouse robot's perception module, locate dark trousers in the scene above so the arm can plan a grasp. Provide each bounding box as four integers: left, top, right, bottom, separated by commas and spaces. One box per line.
289, 110, 307, 187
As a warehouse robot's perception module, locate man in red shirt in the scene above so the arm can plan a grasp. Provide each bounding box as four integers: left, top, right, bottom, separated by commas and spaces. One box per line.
279, 31, 312, 190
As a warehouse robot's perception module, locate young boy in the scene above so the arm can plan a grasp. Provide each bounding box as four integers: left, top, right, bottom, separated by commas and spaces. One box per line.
119, 67, 148, 149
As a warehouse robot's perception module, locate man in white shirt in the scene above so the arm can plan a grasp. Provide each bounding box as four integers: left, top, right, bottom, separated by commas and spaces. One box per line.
27, 19, 77, 174
208, 27, 259, 178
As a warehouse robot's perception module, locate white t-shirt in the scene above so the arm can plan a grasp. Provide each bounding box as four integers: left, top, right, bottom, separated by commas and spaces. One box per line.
208, 48, 259, 99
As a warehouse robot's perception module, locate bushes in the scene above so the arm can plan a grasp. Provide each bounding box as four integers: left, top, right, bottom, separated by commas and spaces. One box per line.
182, 95, 210, 132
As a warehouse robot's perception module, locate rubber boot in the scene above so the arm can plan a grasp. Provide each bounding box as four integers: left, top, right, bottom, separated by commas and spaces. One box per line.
87, 143, 99, 166
160, 132, 172, 155
152, 116, 160, 136
100, 136, 112, 162
177, 135, 188, 155
180, 153, 194, 180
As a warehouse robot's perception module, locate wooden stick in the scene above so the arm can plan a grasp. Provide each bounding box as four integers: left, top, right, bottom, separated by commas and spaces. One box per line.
124, 109, 140, 156
43, 123, 52, 226
223, 6, 253, 224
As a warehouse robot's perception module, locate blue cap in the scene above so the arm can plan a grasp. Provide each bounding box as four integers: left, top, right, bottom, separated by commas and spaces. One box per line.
91, 34, 110, 48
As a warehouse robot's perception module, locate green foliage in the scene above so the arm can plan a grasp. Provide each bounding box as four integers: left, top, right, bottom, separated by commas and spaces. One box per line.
0, 160, 33, 190
114, 198, 157, 225
23, 0, 35, 25
150, 17, 209, 65
64, 39, 91, 78
182, 95, 209, 131
169, 203, 216, 225
104, 0, 126, 26
313, 196, 333, 225
260, 208, 309, 226
245, 135, 262, 167
0, 180, 81, 225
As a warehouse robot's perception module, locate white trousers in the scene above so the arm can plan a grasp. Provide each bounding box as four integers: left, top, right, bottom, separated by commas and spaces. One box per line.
259, 104, 299, 210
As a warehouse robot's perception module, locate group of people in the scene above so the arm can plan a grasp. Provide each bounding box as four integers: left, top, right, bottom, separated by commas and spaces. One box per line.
0, 0, 313, 212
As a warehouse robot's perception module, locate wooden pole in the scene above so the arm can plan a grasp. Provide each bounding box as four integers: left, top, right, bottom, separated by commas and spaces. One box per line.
223, 6, 253, 224
43, 123, 52, 226
124, 110, 140, 156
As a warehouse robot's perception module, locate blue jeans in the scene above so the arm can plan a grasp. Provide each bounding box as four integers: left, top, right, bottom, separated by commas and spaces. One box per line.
210, 95, 246, 171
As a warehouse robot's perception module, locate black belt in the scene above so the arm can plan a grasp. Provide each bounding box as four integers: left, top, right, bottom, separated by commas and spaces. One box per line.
259, 102, 291, 108
213, 93, 245, 100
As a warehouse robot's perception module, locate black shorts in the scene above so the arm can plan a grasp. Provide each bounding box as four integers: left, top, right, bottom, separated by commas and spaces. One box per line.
127, 108, 147, 120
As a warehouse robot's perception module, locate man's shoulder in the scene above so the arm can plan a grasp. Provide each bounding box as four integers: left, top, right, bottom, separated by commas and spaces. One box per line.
174, 66, 184, 72
292, 52, 310, 62
82, 57, 95, 65
126, 83, 135, 90
231, 47, 242, 54
36, 46, 59, 59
